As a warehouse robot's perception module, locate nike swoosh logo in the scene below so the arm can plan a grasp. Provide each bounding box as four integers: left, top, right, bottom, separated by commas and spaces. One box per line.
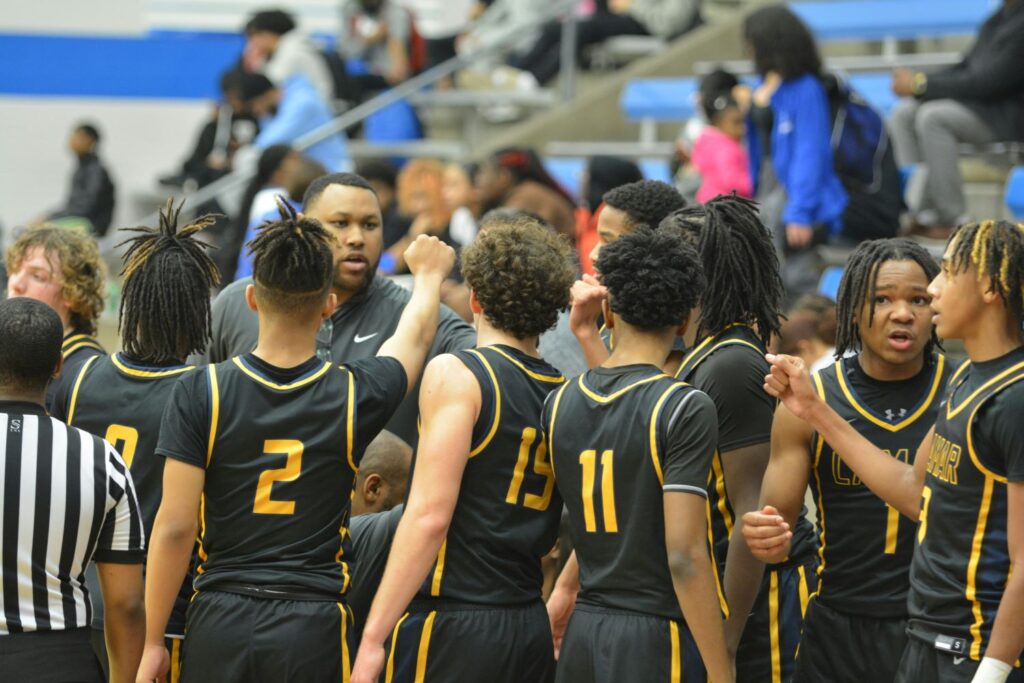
354, 333, 379, 343
953, 657, 965, 665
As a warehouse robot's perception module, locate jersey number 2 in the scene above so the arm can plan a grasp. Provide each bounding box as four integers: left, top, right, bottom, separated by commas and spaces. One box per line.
505, 427, 555, 511
254, 439, 303, 515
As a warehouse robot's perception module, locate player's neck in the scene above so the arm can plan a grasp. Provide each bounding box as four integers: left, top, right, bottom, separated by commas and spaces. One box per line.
0, 387, 45, 407
858, 347, 925, 382
252, 317, 320, 368
603, 325, 674, 370
476, 323, 539, 357
961, 312, 1024, 363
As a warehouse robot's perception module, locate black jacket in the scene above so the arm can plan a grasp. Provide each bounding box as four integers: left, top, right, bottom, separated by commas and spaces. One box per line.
51, 153, 116, 235
921, 1, 1024, 141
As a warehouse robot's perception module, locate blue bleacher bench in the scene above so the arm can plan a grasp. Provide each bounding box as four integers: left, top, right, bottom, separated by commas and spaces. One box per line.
1006, 166, 1024, 220
789, 0, 989, 42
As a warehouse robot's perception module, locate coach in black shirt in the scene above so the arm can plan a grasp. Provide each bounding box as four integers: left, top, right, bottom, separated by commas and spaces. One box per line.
196, 172, 475, 446
0, 298, 145, 683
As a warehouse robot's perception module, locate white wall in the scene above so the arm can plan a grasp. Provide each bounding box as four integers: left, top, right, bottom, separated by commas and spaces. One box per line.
2, 0, 145, 34
0, 97, 212, 232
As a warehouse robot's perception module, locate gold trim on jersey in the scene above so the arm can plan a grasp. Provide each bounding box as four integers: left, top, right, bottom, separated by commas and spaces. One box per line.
344, 367, 357, 472
385, 613, 410, 682
577, 373, 665, 403
669, 621, 681, 683
414, 611, 437, 683
811, 373, 828, 580
964, 371, 1024, 484
231, 356, 332, 391
648, 384, 687, 486
946, 360, 1024, 419
111, 353, 194, 378
338, 603, 351, 680
768, 570, 782, 683
797, 565, 811, 617
545, 382, 572, 481
708, 451, 733, 538
465, 349, 501, 458
834, 355, 946, 432
487, 345, 564, 383
966, 476, 995, 661
62, 333, 103, 360
206, 366, 219, 466
66, 354, 100, 424
674, 324, 763, 380
170, 638, 182, 683
430, 538, 447, 596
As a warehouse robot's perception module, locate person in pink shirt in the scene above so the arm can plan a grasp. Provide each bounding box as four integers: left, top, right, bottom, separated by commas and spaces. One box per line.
692, 84, 753, 204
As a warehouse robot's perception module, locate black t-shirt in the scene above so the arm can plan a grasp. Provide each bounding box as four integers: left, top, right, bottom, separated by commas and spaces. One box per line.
349, 504, 403, 645
545, 364, 722, 620
156, 353, 407, 599
46, 329, 104, 413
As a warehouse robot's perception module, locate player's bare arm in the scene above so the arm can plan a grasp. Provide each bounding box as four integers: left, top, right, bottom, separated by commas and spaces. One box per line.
136, 460, 204, 683
546, 551, 580, 659
376, 235, 457, 392
568, 275, 611, 369
97, 562, 145, 683
764, 353, 927, 519
351, 356, 477, 683
978, 481, 1024, 674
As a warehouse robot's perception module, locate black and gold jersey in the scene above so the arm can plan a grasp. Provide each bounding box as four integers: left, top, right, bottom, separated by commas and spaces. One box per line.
810, 352, 952, 617
674, 324, 818, 569
46, 329, 104, 412
908, 346, 1024, 661
420, 345, 565, 605
155, 353, 407, 600
545, 364, 724, 621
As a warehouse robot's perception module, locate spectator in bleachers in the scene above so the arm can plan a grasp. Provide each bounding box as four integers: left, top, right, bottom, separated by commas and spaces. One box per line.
339, 0, 412, 89
235, 154, 327, 280
43, 123, 116, 237
692, 69, 753, 204
890, 0, 1024, 240
357, 160, 413, 254
385, 159, 453, 273
234, 72, 351, 172
397, 0, 475, 72
442, 162, 480, 249
244, 9, 336, 103
506, 0, 701, 87
475, 148, 576, 242
777, 293, 838, 374
576, 155, 643, 276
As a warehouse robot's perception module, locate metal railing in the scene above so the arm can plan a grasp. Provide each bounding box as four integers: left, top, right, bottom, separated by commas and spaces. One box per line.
147, 0, 581, 225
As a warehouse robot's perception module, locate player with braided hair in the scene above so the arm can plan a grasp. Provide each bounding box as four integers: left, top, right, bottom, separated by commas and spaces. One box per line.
757, 220, 1024, 683
138, 195, 455, 682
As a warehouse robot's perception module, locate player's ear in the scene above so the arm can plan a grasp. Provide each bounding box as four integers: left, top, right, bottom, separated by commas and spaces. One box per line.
322, 292, 337, 319
675, 313, 690, 338
364, 473, 383, 503
468, 289, 483, 316
51, 355, 64, 380
601, 297, 614, 330
245, 284, 258, 312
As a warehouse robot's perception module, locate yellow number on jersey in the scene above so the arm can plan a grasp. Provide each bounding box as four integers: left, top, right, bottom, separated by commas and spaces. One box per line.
883, 449, 911, 554
254, 439, 303, 515
104, 424, 139, 468
579, 449, 618, 533
505, 428, 555, 511
917, 485, 933, 543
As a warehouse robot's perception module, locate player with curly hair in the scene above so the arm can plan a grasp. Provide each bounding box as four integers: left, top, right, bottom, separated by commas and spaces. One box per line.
6, 224, 106, 410
352, 214, 576, 683
590, 179, 687, 264
545, 229, 733, 683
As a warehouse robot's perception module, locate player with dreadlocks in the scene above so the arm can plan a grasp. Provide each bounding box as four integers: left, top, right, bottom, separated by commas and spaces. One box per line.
137, 198, 455, 682
564, 193, 816, 682
743, 238, 952, 682
758, 220, 1024, 683
49, 198, 220, 680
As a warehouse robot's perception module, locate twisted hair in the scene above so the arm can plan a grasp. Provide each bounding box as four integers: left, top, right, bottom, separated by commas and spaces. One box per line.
949, 220, 1024, 324
118, 199, 221, 363
834, 238, 940, 357
247, 197, 336, 314
659, 194, 783, 344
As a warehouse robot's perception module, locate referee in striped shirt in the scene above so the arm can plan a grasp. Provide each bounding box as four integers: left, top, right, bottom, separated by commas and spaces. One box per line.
0, 298, 145, 683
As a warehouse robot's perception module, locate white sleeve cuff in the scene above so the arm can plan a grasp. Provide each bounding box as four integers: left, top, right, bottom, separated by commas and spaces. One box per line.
971, 657, 1013, 683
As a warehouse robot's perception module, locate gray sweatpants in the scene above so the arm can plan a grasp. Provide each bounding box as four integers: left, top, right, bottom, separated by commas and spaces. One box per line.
890, 98, 995, 224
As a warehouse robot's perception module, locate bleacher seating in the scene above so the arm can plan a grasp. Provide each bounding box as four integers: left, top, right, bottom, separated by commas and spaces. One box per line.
789, 0, 988, 43
1006, 167, 1024, 220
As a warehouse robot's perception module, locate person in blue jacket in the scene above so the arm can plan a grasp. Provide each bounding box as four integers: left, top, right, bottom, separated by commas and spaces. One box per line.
743, 5, 848, 297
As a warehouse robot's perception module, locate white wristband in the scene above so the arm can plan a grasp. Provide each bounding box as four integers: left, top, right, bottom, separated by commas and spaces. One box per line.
971, 657, 1013, 683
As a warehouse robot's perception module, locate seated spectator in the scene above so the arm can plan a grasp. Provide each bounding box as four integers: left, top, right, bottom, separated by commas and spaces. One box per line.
235, 73, 351, 172
398, 0, 475, 72
475, 148, 576, 242
442, 162, 480, 249
244, 9, 335, 103
45, 123, 115, 236
890, 0, 1024, 239
358, 160, 413, 255
692, 70, 753, 204
386, 159, 453, 272
234, 153, 326, 281
576, 155, 643, 275
777, 293, 837, 373
507, 0, 701, 86
339, 0, 412, 88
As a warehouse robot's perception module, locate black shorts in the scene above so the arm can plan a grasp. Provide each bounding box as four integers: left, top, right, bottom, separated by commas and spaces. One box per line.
180, 590, 353, 683
734, 559, 818, 683
793, 598, 907, 683
0, 627, 104, 683
385, 600, 554, 683
555, 604, 705, 683
895, 633, 1024, 683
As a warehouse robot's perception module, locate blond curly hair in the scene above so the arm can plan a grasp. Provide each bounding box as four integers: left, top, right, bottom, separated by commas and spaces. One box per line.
6, 225, 106, 334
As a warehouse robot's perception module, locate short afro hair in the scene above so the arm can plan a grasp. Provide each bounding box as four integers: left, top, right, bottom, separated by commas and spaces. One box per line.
598, 229, 705, 331
245, 9, 296, 36
302, 172, 377, 211
0, 298, 63, 392
460, 215, 575, 339
602, 180, 686, 232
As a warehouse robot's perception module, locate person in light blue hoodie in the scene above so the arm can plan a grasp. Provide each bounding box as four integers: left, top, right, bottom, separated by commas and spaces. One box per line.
743, 4, 848, 298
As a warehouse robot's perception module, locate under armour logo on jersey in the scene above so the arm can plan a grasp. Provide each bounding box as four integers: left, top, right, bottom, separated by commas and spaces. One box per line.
9, 419, 21, 433
884, 408, 908, 422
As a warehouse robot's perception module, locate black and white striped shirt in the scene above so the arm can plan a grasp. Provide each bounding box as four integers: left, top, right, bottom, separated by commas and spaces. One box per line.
0, 400, 144, 635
